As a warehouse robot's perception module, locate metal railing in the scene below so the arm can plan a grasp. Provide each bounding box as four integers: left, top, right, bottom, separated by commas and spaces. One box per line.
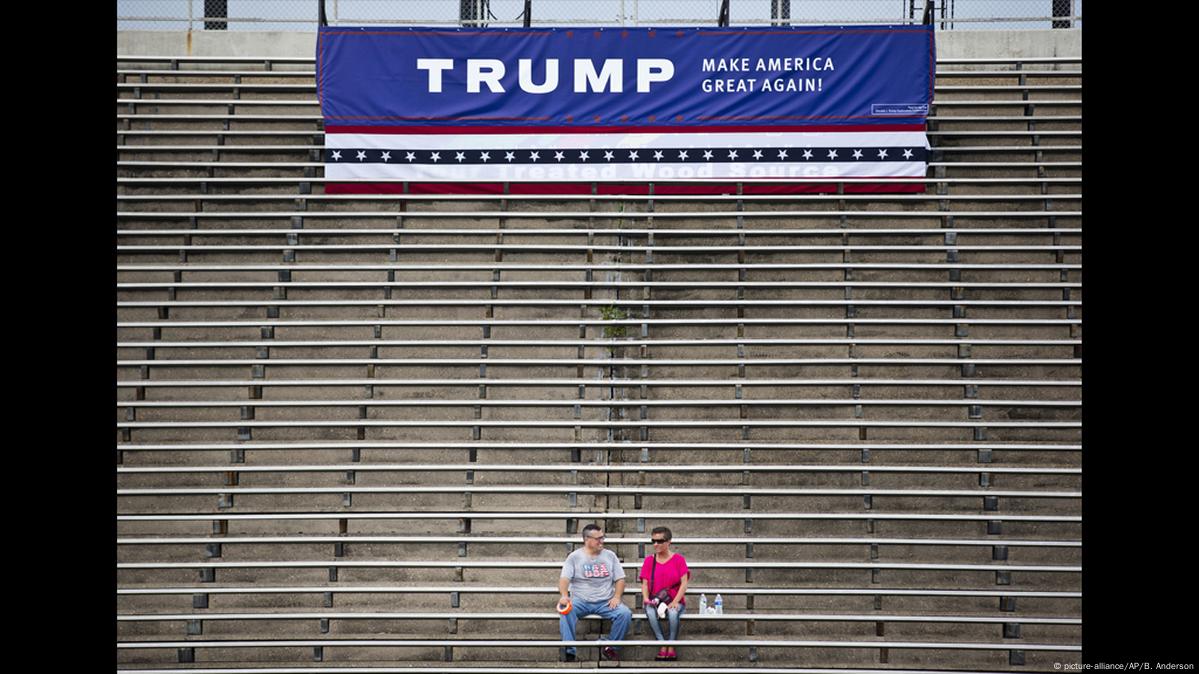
117, 0, 1082, 31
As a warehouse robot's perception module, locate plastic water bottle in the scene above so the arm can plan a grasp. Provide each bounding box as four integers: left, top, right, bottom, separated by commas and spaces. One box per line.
714, 594, 723, 614
699, 594, 708, 614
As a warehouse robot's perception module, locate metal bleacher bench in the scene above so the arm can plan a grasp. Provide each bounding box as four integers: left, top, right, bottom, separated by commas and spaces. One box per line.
117, 51, 1083, 672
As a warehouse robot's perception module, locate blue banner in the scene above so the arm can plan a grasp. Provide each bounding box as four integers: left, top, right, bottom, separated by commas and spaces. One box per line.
316, 25, 934, 188
318, 25, 933, 129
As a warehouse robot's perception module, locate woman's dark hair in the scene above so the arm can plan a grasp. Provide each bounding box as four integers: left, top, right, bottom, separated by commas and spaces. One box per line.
651, 526, 672, 541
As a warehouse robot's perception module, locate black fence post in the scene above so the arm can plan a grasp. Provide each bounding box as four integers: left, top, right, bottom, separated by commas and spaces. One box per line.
460, 0, 489, 27
204, 0, 227, 30
771, 0, 790, 26
1053, 0, 1072, 28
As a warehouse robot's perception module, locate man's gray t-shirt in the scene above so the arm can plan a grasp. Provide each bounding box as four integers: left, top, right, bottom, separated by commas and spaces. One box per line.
560, 548, 626, 603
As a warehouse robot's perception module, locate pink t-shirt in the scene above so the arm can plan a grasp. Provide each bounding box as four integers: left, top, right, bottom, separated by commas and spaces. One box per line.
639, 553, 691, 604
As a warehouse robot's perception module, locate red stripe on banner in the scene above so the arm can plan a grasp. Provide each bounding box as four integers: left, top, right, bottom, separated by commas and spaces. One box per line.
321, 30, 551, 37
322, 28, 922, 38
697, 29, 930, 36
324, 124, 928, 135
325, 181, 927, 195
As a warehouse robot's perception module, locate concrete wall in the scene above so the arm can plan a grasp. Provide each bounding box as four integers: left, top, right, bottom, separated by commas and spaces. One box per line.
117, 30, 316, 58
117, 28, 1079, 59
936, 29, 1081, 59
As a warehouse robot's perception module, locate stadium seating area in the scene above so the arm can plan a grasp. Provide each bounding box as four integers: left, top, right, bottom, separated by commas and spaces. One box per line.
116, 53, 1082, 671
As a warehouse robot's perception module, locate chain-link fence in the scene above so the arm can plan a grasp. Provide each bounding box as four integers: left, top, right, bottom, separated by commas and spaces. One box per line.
117, 0, 1082, 31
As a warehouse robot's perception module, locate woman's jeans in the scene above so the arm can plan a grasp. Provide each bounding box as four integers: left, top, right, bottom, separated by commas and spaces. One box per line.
643, 602, 686, 642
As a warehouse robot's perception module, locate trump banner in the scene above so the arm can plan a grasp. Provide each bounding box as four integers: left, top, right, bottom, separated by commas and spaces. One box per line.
316, 24, 934, 194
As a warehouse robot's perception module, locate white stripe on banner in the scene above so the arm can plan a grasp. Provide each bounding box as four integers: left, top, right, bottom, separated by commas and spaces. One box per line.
324, 131, 928, 182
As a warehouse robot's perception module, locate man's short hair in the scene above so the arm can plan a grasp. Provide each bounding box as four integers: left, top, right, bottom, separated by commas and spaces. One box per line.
581, 523, 603, 539
651, 526, 672, 541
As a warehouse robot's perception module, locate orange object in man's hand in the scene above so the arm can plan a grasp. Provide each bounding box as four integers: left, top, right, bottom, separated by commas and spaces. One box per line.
556, 598, 572, 614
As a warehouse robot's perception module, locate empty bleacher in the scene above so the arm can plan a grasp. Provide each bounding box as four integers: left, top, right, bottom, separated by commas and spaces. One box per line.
116, 52, 1082, 672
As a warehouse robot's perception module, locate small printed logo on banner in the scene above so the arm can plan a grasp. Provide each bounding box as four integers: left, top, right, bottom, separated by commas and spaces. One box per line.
872, 103, 929, 116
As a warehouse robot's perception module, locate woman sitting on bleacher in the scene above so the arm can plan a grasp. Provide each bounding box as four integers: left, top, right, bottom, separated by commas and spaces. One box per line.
639, 526, 690, 661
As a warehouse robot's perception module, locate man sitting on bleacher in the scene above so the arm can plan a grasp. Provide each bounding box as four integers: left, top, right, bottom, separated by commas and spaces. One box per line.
557, 523, 632, 661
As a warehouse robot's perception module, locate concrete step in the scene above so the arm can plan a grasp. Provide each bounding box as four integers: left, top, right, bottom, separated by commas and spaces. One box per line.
114, 644, 1073, 668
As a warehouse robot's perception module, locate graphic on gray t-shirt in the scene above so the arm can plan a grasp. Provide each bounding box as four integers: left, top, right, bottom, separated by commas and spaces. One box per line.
560, 548, 626, 603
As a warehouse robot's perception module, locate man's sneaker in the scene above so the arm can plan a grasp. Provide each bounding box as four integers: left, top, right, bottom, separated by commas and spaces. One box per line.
561, 650, 577, 662
601, 646, 620, 661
